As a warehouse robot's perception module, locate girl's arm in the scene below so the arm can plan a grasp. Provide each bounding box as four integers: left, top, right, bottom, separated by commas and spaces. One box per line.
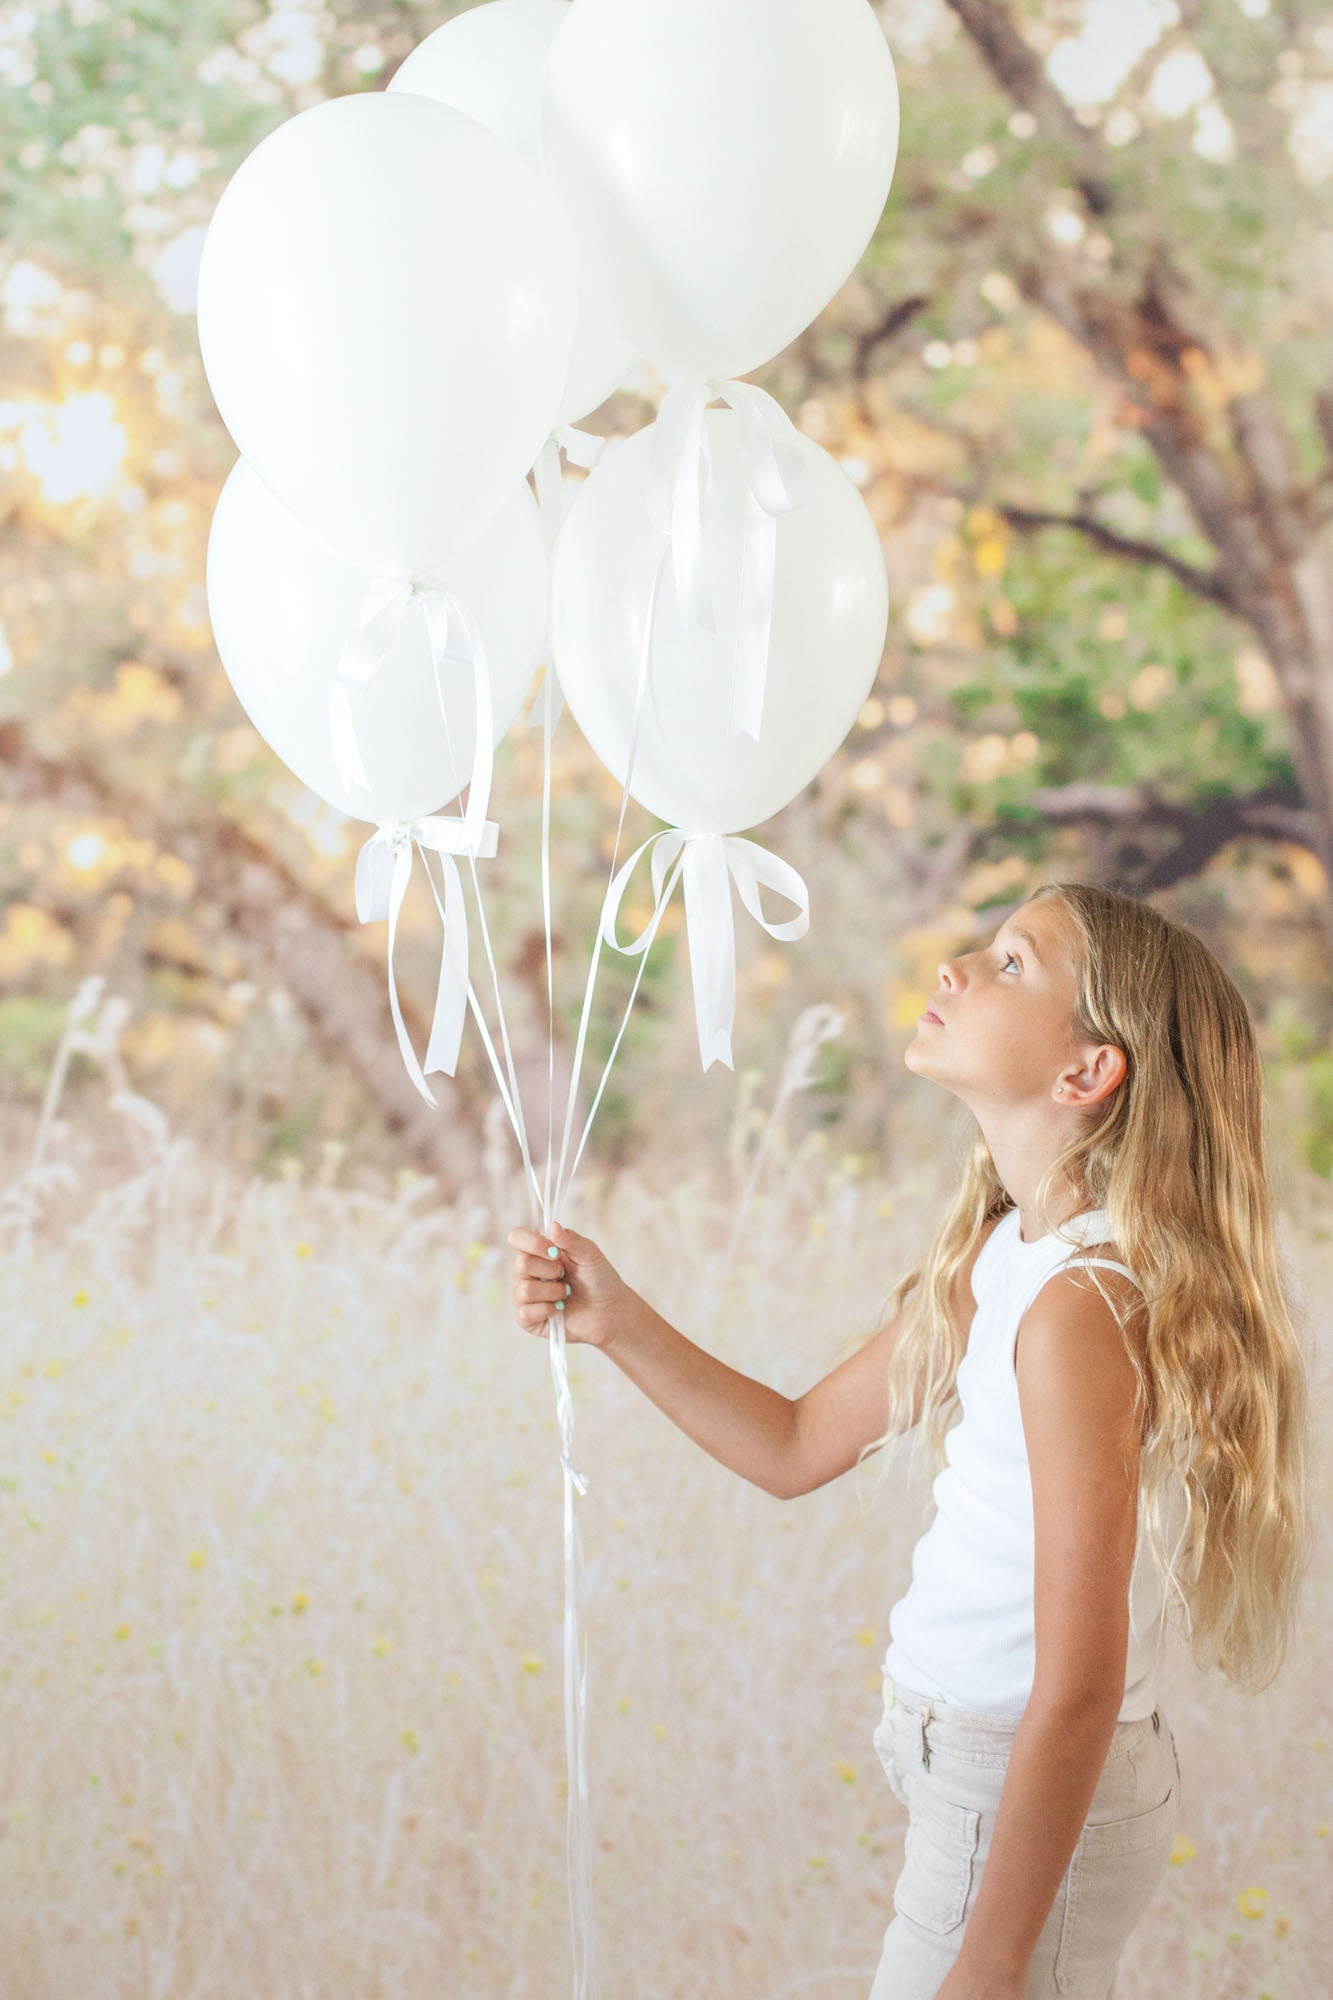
507, 1219, 987, 1500
508, 1217, 802, 1496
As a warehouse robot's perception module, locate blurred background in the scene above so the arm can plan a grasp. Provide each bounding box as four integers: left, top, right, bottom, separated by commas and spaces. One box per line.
1, 3, 1330, 1997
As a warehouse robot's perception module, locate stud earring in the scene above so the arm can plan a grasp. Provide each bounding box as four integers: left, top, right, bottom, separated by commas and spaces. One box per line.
1055, 1086, 1065, 1095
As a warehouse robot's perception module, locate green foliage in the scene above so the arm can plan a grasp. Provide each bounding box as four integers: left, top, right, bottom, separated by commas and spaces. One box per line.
0, 995, 69, 1090
947, 540, 1295, 810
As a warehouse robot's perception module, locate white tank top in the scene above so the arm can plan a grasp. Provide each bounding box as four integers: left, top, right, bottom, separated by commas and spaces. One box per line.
882, 1206, 1172, 1722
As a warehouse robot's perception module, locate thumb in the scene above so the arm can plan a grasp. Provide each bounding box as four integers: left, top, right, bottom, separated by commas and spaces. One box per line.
550, 1218, 601, 1263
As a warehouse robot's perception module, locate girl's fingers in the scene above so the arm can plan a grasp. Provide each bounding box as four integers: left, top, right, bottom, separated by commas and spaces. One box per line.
517, 1301, 563, 1330
507, 1227, 559, 1259
513, 1252, 563, 1280
517, 1276, 569, 1305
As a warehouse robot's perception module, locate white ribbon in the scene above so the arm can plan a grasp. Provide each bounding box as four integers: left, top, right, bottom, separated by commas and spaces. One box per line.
646, 378, 807, 742
354, 813, 499, 1108
330, 577, 494, 861
600, 827, 810, 1071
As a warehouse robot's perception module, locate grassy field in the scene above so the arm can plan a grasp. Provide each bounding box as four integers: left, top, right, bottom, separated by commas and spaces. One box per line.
1, 1059, 1329, 2000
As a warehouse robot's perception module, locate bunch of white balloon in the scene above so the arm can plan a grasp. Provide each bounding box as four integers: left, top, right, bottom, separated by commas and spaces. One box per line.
199, 4, 898, 1988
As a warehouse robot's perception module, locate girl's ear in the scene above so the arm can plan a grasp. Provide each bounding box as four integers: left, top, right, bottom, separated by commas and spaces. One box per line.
1067, 1044, 1127, 1104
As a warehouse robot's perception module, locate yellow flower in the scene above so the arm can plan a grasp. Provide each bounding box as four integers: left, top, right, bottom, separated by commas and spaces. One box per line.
45, 1360, 63, 1379
809, 1853, 827, 1869
855, 1627, 876, 1648
464, 1239, 487, 1264
372, 1636, 393, 1658
401, 1728, 419, 1753
292, 1591, 309, 1614
72, 1289, 90, 1307
616, 1695, 631, 1714
41, 1449, 57, 1464
1237, 1885, 1269, 1920
294, 1241, 312, 1260
187, 1548, 207, 1570
520, 1653, 544, 1674
1314, 1823, 1329, 1838
834, 1759, 857, 1784
650, 1722, 668, 1740
305, 1658, 322, 1678
114, 1624, 130, 1642
1169, 1834, 1196, 1866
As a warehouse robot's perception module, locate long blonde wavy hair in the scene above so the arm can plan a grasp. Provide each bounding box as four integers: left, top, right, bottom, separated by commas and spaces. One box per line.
859, 881, 1315, 1695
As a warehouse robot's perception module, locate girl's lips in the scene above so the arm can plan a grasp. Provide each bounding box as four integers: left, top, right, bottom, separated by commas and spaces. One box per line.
919, 1007, 943, 1024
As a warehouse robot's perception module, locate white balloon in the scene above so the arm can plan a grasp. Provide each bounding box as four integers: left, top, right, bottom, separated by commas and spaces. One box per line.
549, 410, 888, 833
542, 0, 899, 383
197, 91, 577, 575
206, 458, 547, 825
390, 0, 637, 427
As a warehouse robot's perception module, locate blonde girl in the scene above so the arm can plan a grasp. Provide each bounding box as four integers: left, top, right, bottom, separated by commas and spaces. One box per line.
508, 881, 1313, 2000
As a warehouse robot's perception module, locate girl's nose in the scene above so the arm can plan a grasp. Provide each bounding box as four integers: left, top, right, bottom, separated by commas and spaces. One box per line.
937, 958, 959, 988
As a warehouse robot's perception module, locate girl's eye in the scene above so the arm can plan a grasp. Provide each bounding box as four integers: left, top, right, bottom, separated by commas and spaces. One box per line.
1001, 951, 1021, 973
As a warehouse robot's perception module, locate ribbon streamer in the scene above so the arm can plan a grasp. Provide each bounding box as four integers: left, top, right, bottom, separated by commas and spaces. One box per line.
646, 377, 808, 742
600, 826, 810, 1071
354, 814, 499, 1107
330, 577, 494, 861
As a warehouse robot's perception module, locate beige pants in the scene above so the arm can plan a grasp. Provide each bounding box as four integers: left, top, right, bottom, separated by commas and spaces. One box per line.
868, 1673, 1181, 2000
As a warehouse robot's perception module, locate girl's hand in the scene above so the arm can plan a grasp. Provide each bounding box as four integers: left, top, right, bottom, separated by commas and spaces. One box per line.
505, 1219, 632, 1352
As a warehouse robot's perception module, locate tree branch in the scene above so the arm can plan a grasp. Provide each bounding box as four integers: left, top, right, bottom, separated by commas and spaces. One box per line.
941, 0, 1117, 216
997, 501, 1235, 606
1016, 779, 1320, 893
854, 292, 932, 376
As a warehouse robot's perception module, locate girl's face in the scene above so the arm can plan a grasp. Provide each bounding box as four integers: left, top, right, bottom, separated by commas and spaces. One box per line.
903, 898, 1085, 1108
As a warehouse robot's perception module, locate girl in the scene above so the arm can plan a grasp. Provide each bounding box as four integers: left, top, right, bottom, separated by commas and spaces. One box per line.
507, 881, 1313, 2000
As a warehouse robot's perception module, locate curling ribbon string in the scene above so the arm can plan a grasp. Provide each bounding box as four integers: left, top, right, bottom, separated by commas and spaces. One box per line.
535, 536, 677, 2000
352, 815, 499, 1109
551, 541, 671, 1223
646, 377, 807, 742
531, 419, 620, 2000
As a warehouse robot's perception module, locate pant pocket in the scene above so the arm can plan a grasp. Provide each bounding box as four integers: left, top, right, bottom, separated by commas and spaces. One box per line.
892, 1781, 982, 1935
1054, 1782, 1176, 1993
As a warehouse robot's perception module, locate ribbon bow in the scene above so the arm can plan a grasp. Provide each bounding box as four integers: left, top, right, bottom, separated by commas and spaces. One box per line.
355, 813, 500, 1107
646, 378, 808, 742
330, 576, 494, 860
600, 827, 810, 1071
